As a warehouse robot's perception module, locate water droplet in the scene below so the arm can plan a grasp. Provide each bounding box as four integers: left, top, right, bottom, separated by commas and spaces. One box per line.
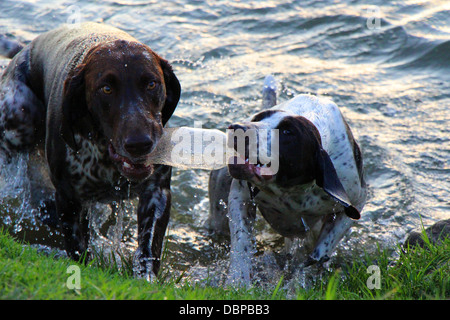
219, 199, 227, 209
3, 215, 12, 225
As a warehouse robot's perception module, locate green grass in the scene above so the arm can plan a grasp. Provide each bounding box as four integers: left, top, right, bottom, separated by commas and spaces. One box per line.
0, 228, 278, 300
293, 235, 449, 300
320, 240, 450, 300
0, 228, 448, 300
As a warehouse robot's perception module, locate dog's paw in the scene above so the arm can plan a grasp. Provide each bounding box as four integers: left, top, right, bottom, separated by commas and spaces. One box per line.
304, 254, 330, 267
226, 260, 252, 287
133, 250, 158, 282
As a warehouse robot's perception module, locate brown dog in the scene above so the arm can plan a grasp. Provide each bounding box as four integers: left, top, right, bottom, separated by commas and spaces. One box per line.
0, 22, 181, 280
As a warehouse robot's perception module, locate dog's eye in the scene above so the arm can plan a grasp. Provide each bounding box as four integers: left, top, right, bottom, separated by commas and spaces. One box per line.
102, 85, 112, 95
147, 81, 156, 90
282, 129, 291, 135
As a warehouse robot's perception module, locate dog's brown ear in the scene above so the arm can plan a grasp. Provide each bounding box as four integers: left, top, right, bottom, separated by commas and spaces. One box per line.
60, 64, 88, 151
316, 148, 361, 220
159, 58, 181, 125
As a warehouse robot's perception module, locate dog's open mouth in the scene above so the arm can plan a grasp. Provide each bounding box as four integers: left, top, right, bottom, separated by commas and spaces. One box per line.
108, 143, 154, 180
228, 155, 275, 183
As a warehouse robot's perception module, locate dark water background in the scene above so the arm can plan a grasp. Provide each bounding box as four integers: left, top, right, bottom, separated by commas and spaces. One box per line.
0, 0, 449, 289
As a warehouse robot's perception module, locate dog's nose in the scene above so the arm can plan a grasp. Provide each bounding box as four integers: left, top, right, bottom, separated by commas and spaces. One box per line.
124, 135, 153, 157
228, 123, 247, 132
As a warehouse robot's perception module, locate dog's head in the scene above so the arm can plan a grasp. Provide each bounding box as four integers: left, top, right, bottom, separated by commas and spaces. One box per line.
227, 109, 360, 220
61, 39, 181, 181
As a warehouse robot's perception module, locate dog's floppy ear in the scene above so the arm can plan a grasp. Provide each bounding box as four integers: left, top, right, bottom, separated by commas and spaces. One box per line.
159, 58, 181, 125
315, 148, 361, 220
60, 64, 88, 151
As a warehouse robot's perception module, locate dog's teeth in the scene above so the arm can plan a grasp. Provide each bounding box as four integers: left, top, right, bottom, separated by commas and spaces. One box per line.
123, 162, 131, 169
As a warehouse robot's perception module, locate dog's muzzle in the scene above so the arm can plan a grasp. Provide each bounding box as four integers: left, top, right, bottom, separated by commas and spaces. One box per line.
227, 122, 277, 183
108, 142, 154, 181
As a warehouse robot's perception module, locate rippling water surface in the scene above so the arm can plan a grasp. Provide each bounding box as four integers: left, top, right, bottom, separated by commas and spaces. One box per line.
0, 0, 449, 289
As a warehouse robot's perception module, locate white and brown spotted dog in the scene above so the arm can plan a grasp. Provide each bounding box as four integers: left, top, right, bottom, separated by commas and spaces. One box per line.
208, 76, 367, 284
0, 23, 181, 280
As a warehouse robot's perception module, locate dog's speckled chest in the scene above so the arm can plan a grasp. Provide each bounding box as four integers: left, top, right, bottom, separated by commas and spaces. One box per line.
254, 182, 341, 237
65, 135, 136, 201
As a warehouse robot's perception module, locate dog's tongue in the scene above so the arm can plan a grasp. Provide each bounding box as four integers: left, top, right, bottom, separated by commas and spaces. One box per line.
148, 127, 228, 170
229, 155, 275, 181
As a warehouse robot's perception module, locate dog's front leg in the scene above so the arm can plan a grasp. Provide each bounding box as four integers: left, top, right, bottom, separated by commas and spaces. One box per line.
55, 190, 90, 262
227, 178, 256, 286
135, 178, 171, 281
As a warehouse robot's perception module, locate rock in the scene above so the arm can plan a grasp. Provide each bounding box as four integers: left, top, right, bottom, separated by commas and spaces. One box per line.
404, 219, 450, 248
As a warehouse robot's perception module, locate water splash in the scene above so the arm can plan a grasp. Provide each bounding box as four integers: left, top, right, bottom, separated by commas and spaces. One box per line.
0, 152, 139, 268
0, 153, 36, 234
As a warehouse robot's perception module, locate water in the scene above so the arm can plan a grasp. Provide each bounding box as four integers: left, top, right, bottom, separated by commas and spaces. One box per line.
0, 0, 449, 290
